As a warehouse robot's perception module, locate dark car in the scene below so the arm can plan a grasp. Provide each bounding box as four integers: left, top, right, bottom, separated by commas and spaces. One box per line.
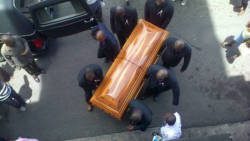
0, 0, 97, 60
0, 0, 47, 61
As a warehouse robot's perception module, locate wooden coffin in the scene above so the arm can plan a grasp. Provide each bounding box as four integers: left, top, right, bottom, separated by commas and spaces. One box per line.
90, 19, 169, 119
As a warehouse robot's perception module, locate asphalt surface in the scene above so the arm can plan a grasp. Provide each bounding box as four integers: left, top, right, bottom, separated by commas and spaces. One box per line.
0, 0, 250, 140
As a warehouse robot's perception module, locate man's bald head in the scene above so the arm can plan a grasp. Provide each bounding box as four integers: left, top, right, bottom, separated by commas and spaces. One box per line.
155, 0, 165, 5
96, 30, 105, 42
115, 6, 125, 16
174, 39, 185, 51
130, 108, 142, 125
164, 112, 176, 126
1, 35, 15, 47
156, 68, 168, 80
85, 68, 96, 82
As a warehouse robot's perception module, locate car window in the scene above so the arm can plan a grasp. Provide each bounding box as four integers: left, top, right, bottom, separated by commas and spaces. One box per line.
35, 0, 87, 25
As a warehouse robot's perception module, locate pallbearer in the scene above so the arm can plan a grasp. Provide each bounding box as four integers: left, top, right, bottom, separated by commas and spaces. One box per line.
77, 64, 103, 111
161, 37, 192, 72
142, 64, 180, 105
92, 23, 120, 63
110, 5, 138, 46
127, 100, 152, 131
144, 0, 174, 29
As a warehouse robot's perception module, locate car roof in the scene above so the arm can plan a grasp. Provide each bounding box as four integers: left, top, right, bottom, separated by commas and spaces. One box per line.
0, 0, 35, 36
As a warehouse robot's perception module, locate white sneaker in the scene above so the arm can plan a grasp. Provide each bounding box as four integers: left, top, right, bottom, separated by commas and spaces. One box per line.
19, 106, 26, 112
181, 0, 187, 5
25, 99, 31, 104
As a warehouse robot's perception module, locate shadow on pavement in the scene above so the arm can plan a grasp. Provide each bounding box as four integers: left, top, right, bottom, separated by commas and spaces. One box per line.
19, 75, 33, 101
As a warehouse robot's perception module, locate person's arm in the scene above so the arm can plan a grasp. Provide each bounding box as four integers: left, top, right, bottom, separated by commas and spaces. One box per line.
146, 65, 154, 78
144, 1, 150, 21
97, 43, 106, 58
174, 112, 182, 128
21, 38, 31, 56
133, 9, 138, 27
170, 76, 180, 105
1, 48, 15, 67
133, 119, 148, 131
161, 6, 174, 28
180, 46, 192, 72
110, 8, 116, 33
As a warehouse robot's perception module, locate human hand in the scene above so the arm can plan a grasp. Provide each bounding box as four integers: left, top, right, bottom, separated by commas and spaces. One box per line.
127, 125, 134, 131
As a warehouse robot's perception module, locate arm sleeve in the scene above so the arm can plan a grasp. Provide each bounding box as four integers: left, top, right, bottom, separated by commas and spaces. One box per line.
146, 66, 154, 78
170, 77, 180, 104
161, 7, 174, 28
3, 55, 15, 67
110, 8, 116, 33
133, 122, 148, 131
96, 67, 103, 81
144, 2, 150, 21
97, 44, 105, 58
21, 38, 31, 55
174, 112, 182, 128
1, 48, 15, 67
133, 9, 138, 26
181, 46, 192, 72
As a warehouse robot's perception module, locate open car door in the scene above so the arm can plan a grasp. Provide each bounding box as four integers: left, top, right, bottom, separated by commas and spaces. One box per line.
29, 0, 97, 38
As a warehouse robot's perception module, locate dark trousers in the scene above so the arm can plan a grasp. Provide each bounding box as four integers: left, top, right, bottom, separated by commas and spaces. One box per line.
23, 61, 42, 76
2, 89, 26, 109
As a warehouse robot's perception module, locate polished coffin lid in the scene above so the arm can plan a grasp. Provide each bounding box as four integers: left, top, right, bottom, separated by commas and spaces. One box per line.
90, 19, 169, 119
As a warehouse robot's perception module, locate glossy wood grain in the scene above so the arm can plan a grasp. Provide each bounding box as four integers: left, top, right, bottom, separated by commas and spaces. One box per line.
90, 19, 169, 119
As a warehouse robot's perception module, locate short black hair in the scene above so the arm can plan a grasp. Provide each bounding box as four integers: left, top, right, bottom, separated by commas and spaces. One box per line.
165, 113, 176, 126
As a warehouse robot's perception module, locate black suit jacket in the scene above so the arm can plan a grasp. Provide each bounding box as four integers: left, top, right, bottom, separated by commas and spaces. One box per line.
110, 6, 138, 37
161, 37, 192, 72
128, 100, 152, 131
77, 64, 103, 97
144, 0, 174, 28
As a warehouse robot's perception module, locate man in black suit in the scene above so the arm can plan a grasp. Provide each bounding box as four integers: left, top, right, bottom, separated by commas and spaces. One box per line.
142, 64, 180, 105
92, 23, 120, 63
145, 0, 174, 29
110, 6, 138, 46
127, 100, 152, 131
161, 37, 192, 72
77, 64, 103, 111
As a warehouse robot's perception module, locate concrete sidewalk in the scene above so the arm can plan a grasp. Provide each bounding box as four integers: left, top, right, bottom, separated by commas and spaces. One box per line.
67, 120, 250, 141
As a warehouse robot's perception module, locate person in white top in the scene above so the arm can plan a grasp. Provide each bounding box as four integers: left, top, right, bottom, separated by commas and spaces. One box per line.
234, 20, 250, 48
160, 112, 182, 141
222, 21, 250, 48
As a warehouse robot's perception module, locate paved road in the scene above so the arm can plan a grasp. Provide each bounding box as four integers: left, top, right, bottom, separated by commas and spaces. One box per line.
0, 0, 250, 140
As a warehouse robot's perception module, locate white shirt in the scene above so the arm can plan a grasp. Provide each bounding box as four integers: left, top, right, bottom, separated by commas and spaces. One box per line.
160, 112, 182, 141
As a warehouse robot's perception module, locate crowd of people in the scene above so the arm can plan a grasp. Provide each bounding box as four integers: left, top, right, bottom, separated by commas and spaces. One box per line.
78, 0, 192, 140
1, 0, 249, 140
